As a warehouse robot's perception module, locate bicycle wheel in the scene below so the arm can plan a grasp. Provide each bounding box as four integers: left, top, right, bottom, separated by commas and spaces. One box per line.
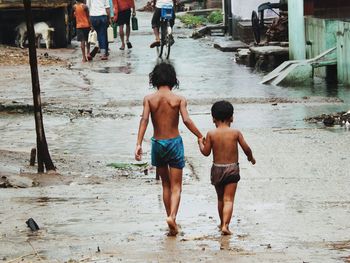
158, 22, 167, 58
251, 11, 261, 44
164, 24, 172, 59
159, 42, 164, 58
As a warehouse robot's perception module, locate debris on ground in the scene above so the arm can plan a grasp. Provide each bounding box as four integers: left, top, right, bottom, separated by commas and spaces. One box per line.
0, 174, 34, 188
305, 110, 350, 127
26, 218, 40, 231
0, 45, 66, 66
107, 162, 150, 178
137, 1, 154, 12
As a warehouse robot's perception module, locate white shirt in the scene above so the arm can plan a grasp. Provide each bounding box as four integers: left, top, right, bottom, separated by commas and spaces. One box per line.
87, 0, 110, 16
156, 0, 173, 8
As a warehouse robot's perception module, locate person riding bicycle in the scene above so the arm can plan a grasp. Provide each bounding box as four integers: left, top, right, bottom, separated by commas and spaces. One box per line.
150, 0, 176, 48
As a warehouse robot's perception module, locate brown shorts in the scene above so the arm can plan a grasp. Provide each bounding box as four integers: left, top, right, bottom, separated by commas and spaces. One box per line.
211, 163, 240, 186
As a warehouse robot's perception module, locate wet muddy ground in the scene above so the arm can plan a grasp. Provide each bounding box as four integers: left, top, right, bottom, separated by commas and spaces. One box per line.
1, 4, 350, 263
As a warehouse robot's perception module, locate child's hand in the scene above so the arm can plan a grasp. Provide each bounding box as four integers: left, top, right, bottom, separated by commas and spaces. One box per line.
135, 145, 143, 161
249, 157, 256, 165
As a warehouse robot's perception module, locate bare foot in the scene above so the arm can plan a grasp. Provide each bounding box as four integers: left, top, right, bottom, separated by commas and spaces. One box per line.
82, 58, 87, 62
166, 217, 178, 236
221, 225, 232, 235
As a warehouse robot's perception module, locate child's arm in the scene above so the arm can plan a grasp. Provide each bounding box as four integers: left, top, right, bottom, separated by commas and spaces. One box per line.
179, 97, 203, 139
135, 97, 151, 161
112, 0, 119, 22
237, 131, 256, 164
198, 132, 212, 156
83, 5, 92, 28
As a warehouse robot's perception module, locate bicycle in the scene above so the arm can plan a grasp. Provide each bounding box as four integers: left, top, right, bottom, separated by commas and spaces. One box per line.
157, 5, 174, 60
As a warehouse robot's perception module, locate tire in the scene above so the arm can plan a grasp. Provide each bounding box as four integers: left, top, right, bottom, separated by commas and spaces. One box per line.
158, 22, 167, 58
251, 10, 260, 44
159, 42, 164, 58
164, 35, 171, 59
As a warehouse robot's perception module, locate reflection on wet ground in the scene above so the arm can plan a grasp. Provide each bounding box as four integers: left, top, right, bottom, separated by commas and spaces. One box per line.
91, 64, 132, 74
1, 11, 350, 263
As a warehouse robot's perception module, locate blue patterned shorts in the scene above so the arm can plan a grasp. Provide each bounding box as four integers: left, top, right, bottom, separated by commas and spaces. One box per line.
151, 136, 185, 169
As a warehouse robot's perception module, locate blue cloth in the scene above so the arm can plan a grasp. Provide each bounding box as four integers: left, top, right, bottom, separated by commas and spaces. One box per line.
151, 136, 185, 169
109, 0, 114, 17
90, 15, 108, 54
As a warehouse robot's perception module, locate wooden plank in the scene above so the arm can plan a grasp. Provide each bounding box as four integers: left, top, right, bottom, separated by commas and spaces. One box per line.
0, 0, 69, 8
271, 63, 300, 85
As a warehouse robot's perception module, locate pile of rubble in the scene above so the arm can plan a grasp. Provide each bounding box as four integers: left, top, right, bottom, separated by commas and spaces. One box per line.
305, 110, 350, 127
0, 45, 65, 66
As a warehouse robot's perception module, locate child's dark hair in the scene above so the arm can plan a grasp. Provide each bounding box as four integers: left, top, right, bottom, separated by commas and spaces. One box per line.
211, 100, 234, 121
76, 0, 84, 3
149, 62, 179, 89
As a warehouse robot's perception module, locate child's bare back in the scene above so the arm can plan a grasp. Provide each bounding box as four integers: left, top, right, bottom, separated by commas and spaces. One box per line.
207, 127, 244, 164
145, 88, 184, 139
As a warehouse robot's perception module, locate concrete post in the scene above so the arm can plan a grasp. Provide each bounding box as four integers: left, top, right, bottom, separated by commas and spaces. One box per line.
288, 0, 306, 60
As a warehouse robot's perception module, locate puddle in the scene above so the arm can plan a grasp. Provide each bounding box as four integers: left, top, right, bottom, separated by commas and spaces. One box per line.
92, 65, 132, 74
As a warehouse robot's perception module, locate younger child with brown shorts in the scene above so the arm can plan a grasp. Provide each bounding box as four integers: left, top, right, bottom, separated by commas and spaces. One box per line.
198, 100, 256, 235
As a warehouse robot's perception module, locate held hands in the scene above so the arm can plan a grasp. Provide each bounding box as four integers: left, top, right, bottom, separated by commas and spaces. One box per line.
197, 137, 205, 150
135, 145, 143, 161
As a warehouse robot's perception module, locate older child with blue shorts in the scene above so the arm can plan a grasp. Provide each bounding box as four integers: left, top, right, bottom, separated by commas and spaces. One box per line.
135, 62, 203, 236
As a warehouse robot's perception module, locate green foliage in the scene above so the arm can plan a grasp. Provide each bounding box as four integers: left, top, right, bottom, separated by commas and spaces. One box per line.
178, 11, 223, 28
207, 11, 223, 24
107, 162, 148, 169
179, 14, 207, 27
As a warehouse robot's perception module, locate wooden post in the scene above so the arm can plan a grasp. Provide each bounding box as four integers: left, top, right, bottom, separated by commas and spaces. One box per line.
29, 148, 36, 166
23, 0, 55, 173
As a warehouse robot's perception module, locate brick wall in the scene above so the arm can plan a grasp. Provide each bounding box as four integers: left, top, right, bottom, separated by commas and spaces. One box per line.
206, 0, 222, 9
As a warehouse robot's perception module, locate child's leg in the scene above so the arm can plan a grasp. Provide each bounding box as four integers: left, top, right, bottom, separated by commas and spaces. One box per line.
157, 166, 171, 216
80, 41, 87, 62
119, 25, 125, 48
166, 167, 182, 235
221, 183, 238, 235
215, 185, 224, 229
126, 23, 131, 43
86, 41, 90, 56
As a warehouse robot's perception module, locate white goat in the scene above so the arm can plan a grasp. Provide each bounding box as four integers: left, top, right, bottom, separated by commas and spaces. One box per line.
15, 22, 55, 49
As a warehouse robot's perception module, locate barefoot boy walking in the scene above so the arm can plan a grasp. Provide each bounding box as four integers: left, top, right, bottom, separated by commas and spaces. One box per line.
198, 101, 256, 235
73, 0, 91, 62
135, 62, 203, 236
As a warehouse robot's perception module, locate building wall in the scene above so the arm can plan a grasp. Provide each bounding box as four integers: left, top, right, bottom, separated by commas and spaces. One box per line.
307, 0, 350, 18
337, 21, 350, 85
305, 17, 337, 77
206, 0, 222, 9
231, 0, 279, 20
305, 17, 350, 85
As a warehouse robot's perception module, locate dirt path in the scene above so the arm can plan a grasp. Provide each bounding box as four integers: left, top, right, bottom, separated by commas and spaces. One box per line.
1, 6, 350, 263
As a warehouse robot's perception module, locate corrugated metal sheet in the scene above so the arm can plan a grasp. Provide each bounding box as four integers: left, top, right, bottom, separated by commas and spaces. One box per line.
305, 17, 337, 77
337, 21, 350, 85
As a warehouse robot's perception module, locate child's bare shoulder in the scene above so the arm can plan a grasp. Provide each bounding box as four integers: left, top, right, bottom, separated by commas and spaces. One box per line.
230, 128, 243, 137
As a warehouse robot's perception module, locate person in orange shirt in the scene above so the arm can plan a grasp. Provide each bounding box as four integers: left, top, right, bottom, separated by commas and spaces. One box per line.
73, 0, 92, 62
113, 0, 135, 50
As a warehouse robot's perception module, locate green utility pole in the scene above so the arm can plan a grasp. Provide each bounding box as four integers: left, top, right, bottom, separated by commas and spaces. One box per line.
288, 0, 306, 60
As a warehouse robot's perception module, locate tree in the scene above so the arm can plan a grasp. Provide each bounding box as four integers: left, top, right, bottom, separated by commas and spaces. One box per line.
23, 0, 56, 172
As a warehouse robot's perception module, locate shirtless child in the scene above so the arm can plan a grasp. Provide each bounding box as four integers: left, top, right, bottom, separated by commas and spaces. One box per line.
135, 62, 203, 236
198, 101, 256, 235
